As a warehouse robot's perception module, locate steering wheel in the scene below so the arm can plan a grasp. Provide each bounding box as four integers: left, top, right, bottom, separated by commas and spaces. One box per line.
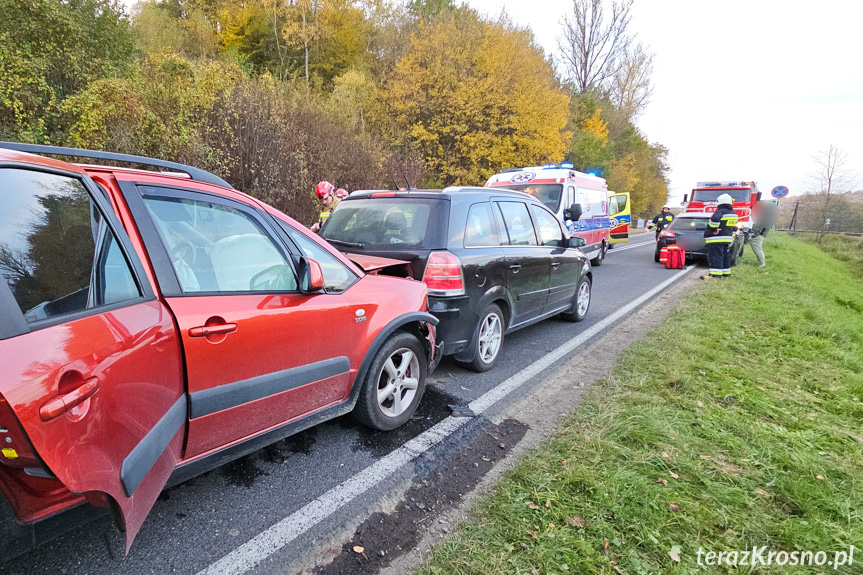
170, 241, 197, 267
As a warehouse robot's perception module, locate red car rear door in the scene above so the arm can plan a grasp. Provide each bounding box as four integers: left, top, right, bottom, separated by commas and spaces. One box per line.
0, 166, 186, 551
117, 183, 362, 459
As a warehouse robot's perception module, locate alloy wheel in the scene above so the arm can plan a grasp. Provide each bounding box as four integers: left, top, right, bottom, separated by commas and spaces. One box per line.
376, 348, 420, 418
478, 313, 503, 363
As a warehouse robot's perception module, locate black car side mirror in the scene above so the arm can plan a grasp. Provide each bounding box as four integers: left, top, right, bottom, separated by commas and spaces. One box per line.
568, 236, 586, 248
564, 203, 583, 222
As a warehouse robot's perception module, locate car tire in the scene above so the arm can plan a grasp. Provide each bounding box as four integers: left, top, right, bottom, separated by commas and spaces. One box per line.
353, 331, 427, 431
460, 303, 505, 373
590, 241, 607, 266
654, 247, 661, 263
560, 275, 591, 322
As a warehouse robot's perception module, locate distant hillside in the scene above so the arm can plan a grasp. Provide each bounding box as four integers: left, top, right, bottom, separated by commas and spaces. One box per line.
780, 190, 863, 232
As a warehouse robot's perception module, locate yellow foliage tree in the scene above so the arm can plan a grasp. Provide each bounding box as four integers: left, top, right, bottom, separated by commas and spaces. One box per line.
582, 108, 608, 141
379, 9, 570, 186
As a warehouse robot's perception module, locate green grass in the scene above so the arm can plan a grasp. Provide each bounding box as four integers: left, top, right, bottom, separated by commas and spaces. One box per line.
417, 233, 863, 574
793, 233, 863, 279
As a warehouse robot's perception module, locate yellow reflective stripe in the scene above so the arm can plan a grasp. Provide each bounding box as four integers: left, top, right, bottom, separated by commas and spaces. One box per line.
708, 221, 720, 227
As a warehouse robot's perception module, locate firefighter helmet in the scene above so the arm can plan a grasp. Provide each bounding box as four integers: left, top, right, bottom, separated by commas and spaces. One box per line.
335, 188, 348, 199
316, 181, 335, 200
717, 193, 734, 205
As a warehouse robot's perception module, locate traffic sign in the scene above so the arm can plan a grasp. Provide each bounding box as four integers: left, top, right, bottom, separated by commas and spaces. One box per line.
771, 185, 789, 199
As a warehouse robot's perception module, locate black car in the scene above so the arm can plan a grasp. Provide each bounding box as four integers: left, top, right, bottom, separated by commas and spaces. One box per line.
655, 212, 745, 264
321, 187, 593, 372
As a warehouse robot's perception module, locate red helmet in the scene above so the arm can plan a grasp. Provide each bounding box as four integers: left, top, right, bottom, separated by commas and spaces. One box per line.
335, 188, 348, 199
316, 181, 335, 200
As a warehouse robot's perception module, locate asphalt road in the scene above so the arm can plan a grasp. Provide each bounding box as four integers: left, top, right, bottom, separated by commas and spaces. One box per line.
4, 232, 685, 575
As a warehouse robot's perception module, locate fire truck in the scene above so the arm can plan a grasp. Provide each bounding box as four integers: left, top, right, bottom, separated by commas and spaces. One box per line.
683, 181, 761, 240
485, 163, 630, 267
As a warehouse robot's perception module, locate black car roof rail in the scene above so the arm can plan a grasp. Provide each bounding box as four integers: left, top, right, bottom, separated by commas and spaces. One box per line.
0, 141, 233, 189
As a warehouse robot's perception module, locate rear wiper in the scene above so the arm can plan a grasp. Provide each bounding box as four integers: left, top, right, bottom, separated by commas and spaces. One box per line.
327, 238, 365, 249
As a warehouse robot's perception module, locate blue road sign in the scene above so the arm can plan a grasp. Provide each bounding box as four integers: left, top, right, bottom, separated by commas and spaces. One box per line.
771, 185, 789, 199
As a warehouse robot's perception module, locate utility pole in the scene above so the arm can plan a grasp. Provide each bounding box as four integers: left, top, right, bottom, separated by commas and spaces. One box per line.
789, 200, 799, 231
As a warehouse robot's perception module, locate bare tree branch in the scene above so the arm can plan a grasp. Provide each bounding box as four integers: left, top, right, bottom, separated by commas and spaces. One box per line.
558, 0, 633, 94
608, 41, 653, 118
807, 145, 859, 238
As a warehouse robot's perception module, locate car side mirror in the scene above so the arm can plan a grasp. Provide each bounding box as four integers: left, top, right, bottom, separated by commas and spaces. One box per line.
294, 256, 325, 293
564, 203, 583, 221
568, 236, 586, 248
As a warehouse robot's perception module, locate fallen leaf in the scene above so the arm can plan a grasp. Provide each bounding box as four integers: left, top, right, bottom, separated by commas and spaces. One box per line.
527, 529, 538, 540
520, 542, 530, 550
604, 538, 610, 553
669, 545, 682, 562
655, 478, 668, 486
661, 451, 671, 460
669, 471, 680, 479
548, 523, 556, 529
560, 458, 571, 464
754, 488, 769, 496
816, 475, 824, 480
700, 455, 711, 460
352, 545, 365, 554
568, 514, 585, 528
577, 382, 585, 388
527, 501, 540, 510
668, 503, 680, 512
545, 499, 552, 508
696, 400, 705, 408
757, 385, 766, 391
613, 566, 625, 574
229, 529, 239, 537
698, 370, 706, 376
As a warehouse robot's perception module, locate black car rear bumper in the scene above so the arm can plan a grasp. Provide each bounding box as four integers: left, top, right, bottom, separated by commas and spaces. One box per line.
428, 295, 477, 357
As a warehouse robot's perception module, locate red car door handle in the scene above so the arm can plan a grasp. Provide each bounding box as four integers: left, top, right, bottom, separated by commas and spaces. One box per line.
188, 323, 237, 338
40, 378, 100, 421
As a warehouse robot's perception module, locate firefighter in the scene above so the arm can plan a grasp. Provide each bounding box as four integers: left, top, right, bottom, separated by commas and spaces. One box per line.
649, 206, 674, 240
703, 193, 738, 278
310, 181, 341, 233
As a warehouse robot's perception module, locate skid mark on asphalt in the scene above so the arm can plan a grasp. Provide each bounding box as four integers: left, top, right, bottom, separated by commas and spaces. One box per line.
313, 418, 529, 575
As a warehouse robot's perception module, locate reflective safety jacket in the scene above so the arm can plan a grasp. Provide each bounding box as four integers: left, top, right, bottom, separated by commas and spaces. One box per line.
651, 212, 674, 230
318, 196, 341, 228
703, 205, 738, 244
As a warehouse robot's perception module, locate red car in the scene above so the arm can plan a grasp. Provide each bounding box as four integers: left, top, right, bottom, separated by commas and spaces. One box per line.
0, 143, 437, 558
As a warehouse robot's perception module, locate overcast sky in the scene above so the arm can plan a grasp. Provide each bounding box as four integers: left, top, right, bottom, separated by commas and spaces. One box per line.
466, 0, 863, 202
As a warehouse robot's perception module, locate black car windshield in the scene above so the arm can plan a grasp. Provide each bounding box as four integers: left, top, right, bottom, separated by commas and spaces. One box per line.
668, 217, 709, 232
321, 198, 448, 250
497, 184, 563, 212
691, 189, 751, 202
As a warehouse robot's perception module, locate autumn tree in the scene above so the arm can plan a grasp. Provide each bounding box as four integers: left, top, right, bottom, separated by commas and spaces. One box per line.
0, 0, 135, 140
379, 9, 570, 186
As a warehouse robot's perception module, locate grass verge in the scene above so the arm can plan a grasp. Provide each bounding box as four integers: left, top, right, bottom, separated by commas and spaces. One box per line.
417, 233, 863, 574
792, 232, 863, 278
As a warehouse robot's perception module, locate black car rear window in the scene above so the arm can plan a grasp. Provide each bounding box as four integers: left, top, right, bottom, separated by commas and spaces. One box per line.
321, 198, 448, 250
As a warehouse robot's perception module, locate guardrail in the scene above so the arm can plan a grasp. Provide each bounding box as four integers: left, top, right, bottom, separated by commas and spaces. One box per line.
778, 229, 863, 237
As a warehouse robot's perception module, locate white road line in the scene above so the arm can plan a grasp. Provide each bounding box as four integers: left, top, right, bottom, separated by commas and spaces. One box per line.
610, 239, 655, 253
197, 266, 695, 575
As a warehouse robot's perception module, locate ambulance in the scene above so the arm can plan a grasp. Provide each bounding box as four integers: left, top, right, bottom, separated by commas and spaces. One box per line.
485, 163, 630, 266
